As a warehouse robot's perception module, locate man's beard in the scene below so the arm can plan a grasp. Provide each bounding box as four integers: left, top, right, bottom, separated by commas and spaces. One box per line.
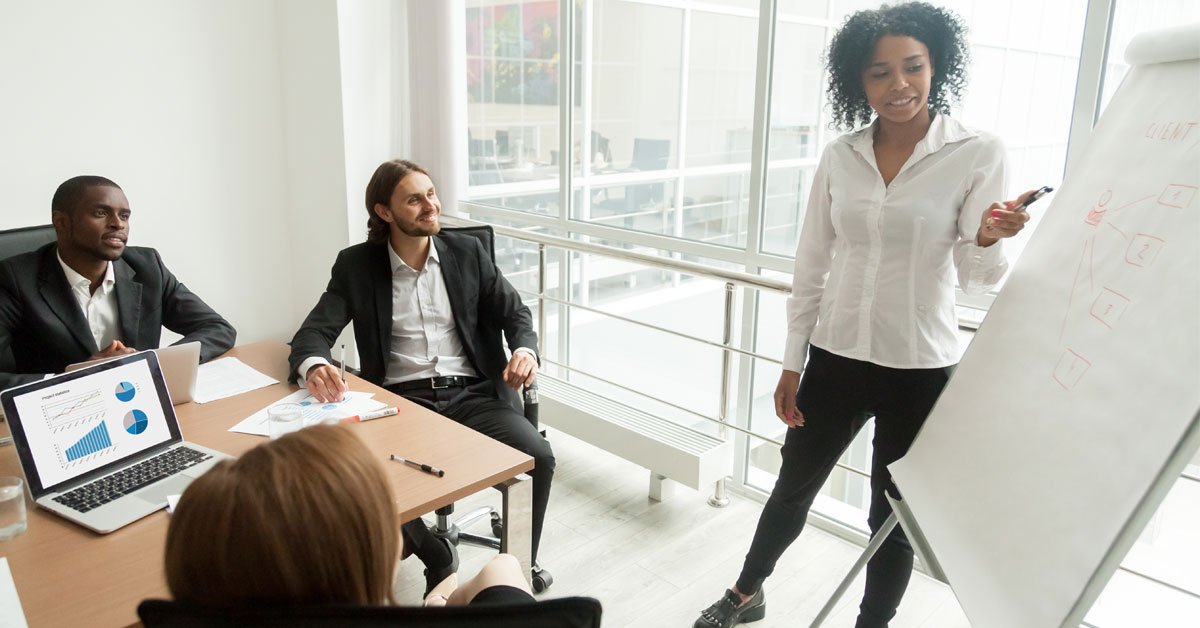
399, 216, 440, 237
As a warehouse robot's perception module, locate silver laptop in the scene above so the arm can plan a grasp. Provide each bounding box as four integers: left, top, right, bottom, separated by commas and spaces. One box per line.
66, 341, 200, 404
0, 351, 231, 533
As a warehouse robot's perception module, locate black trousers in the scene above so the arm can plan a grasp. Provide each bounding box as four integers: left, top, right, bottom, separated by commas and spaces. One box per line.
394, 380, 555, 565
735, 346, 951, 628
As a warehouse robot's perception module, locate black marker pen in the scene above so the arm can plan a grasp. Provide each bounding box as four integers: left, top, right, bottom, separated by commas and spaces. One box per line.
1014, 185, 1054, 212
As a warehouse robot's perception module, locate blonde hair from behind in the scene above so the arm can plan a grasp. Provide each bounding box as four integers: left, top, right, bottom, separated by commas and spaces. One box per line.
164, 424, 400, 607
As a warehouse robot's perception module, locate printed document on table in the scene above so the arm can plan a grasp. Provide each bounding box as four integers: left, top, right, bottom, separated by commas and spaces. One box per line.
228, 389, 386, 436
193, 357, 280, 403
0, 558, 28, 628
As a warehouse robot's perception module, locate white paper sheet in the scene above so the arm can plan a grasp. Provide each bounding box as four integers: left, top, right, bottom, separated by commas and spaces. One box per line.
0, 558, 28, 628
193, 357, 280, 404
228, 389, 386, 436
888, 43, 1200, 628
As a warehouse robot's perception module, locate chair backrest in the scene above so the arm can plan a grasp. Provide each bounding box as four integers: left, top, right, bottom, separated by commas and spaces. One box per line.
439, 225, 538, 428
631, 138, 670, 171
441, 224, 495, 260
0, 224, 56, 261
495, 130, 510, 158
138, 597, 603, 628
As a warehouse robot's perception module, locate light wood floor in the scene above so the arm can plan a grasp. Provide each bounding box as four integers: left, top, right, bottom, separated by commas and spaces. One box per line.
398, 427, 973, 628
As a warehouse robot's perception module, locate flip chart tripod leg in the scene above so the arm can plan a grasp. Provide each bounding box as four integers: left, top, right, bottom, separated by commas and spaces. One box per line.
808, 512, 899, 628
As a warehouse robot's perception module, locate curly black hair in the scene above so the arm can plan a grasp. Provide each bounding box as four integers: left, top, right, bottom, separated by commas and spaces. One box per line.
824, 2, 969, 130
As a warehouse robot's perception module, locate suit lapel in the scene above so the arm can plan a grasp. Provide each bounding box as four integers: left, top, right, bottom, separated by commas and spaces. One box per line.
113, 259, 141, 347
373, 242, 392, 370
36, 247, 99, 354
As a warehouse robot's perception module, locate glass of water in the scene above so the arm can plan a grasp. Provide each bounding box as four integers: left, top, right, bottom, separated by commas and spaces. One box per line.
268, 403, 304, 440
0, 476, 27, 541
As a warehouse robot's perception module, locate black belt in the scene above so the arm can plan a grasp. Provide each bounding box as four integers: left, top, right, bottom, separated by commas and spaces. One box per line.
389, 376, 481, 393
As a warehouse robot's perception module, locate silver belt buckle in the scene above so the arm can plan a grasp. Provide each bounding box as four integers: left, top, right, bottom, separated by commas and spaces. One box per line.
430, 377, 449, 389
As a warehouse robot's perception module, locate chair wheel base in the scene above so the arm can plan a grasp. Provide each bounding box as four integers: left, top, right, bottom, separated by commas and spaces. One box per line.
531, 565, 553, 593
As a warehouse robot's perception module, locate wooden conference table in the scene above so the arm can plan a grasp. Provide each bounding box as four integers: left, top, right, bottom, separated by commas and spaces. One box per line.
0, 341, 535, 628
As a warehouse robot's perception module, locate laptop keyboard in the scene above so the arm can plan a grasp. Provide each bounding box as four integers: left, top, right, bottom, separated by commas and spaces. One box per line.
52, 446, 213, 513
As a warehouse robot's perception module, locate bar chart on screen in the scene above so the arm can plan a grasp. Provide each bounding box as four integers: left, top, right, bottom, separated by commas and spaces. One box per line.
59, 422, 115, 466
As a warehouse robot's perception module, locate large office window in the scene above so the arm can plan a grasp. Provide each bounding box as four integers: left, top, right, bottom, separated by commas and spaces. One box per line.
466, 0, 561, 214
459, 1, 1199, 622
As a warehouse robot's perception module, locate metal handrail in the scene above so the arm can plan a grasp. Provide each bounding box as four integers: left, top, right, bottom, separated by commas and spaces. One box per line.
442, 215, 791, 294
516, 288, 781, 365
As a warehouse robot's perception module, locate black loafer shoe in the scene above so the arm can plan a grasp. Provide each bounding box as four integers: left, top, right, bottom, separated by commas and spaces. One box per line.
422, 537, 460, 597
694, 587, 765, 628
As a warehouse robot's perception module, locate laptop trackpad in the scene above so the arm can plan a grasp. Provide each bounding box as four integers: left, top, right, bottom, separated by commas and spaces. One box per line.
132, 475, 195, 507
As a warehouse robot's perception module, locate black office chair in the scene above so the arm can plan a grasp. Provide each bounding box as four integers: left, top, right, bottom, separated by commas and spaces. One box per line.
0, 225, 58, 404
138, 597, 602, 628
430, 225, 553, 592
0, 224, 56, 260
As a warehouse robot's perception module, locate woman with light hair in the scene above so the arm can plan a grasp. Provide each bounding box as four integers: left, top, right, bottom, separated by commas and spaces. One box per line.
164, 423, 533, 608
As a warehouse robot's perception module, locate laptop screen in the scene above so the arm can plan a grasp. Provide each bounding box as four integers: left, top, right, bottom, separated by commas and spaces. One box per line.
1, 351, 181, 496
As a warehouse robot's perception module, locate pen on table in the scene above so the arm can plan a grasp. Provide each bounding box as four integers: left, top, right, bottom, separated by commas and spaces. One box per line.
340, 407, 400, 423
390, 454, 445, 478
339, 343, 346, 383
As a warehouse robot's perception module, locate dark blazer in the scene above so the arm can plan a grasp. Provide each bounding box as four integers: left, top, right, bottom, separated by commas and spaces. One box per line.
0, 243, 237, 391
288, 233, 537, 411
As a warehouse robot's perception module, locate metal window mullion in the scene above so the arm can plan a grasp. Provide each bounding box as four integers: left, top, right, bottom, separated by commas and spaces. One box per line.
558, 0, 576, 377
745, 0, 775, 261
674, 5, 692, 241
580, 0, 594, 222
1065, 0, 1117, 176
558, 0, 575, 224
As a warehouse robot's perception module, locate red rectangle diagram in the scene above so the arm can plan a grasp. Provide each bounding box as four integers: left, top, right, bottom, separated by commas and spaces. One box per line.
1089, 288, 1131, 330
1053, 349, 1091, 391
1125, 234, 1164, 267
1157, 184, 1196, 209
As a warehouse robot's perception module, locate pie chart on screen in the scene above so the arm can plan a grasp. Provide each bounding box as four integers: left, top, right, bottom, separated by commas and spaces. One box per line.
115, 381, 136, 402
123, 409, 149, 435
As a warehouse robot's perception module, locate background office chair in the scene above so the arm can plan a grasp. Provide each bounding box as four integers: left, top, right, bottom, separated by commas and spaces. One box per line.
468, 133, 504, 185
0, 224, 58, 411
138, 596, 602, 628
628, 138, 671, 208
430, 224, 553, 593
0, 224, 56, 261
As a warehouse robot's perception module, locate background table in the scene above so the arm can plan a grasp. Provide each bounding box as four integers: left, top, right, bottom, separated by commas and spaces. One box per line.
0, 341, 534, 627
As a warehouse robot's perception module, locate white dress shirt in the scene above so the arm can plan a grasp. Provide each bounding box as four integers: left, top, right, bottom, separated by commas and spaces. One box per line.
57, 252, 119, 351
299, 238, 534, 387
380, 240, 478, 385
782, 113, 1009, 374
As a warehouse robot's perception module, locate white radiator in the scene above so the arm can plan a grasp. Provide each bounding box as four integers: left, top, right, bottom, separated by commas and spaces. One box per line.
537, 375, 731, 491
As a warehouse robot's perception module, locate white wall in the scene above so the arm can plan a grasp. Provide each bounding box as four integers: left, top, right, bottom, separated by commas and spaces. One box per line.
336, 0, 402, 244
0, 0, 358, 346
276, 0, 353, 329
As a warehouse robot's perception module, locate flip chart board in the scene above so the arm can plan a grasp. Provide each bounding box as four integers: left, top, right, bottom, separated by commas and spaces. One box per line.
889, 24, 1200, 628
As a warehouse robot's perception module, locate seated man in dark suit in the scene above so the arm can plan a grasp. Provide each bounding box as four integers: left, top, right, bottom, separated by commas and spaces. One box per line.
0, 175, 236, 391
289, 159, 555, 592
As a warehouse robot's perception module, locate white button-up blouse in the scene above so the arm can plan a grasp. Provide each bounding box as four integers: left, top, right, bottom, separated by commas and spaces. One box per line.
782, 113, 1010, 374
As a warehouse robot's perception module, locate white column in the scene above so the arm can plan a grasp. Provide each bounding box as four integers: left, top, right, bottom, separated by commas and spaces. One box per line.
406, 0, 468, 215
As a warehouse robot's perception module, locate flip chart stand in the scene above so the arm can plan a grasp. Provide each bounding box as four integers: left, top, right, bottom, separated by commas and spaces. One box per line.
808, 496, 944, 628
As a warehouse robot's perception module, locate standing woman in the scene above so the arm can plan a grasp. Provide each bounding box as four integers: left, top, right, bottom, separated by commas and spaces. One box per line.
694, 3, 1033, 628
